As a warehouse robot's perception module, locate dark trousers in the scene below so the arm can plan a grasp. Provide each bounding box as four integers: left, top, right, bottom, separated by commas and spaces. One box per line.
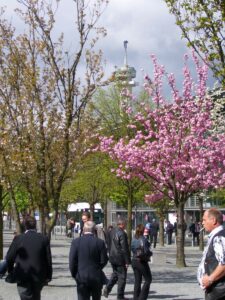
205, 293, 225, 300
167, 232, 173, 244
132, 259, 152, 300
106, 263, 127, 299
77, 282, 102, 300
150, 233, 158, 248
17, 282, 43, 300
193, 233, 200, 246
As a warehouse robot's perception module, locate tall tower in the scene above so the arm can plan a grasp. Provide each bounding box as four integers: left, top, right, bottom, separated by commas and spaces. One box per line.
111, 41, 138, 89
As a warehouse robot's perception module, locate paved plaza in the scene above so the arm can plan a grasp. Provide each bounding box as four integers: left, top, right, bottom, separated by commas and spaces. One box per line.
0, 230, 205, 300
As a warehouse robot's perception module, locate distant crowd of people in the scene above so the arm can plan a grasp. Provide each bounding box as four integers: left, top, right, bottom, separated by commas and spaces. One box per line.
1, 208, 225, 300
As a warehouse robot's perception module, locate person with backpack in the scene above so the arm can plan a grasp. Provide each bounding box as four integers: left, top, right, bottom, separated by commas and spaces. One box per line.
131, 224, 152, 300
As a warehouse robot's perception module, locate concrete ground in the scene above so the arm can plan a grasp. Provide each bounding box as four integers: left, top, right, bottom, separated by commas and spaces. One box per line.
0, 230, 205, 300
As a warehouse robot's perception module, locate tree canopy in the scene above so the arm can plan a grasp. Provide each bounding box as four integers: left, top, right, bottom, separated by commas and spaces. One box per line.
0, 0, 108, 237
164, 0, 225, 86
100, 53, 225, 266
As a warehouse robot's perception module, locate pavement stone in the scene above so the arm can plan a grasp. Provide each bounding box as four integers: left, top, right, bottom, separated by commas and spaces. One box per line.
0, 230, 205, 300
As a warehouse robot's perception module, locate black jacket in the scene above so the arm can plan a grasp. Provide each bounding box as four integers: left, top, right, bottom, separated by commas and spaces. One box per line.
6, 230, 52, 284
131, 236, 152, 260
69, 233, 108, 285
108, 227, 131, 266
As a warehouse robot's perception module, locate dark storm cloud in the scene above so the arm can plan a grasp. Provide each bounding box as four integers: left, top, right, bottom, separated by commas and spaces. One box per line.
2, 0, 214, 92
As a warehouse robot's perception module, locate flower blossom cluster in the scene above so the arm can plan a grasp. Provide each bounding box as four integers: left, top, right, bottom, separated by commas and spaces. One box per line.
99, 54, 225, 204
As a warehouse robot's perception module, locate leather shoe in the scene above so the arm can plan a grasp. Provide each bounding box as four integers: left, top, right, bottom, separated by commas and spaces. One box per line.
102, 287, 108, 298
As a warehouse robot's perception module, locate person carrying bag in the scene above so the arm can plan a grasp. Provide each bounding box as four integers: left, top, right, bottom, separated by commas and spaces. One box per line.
131, 224, 152, 300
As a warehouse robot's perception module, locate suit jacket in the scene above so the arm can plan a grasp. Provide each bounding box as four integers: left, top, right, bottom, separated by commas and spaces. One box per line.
6, 230, 52, 284
69, 233, 108, 285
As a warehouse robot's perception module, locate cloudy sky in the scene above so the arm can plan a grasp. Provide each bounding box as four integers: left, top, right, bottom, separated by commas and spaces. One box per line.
2, 0, 212, 91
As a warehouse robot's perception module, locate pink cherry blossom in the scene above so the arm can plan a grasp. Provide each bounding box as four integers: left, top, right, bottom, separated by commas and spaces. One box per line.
99, 54, 225, 205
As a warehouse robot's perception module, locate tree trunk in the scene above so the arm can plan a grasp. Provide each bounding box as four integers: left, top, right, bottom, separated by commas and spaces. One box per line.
127, 195, 132, 249
9, 190, 21, 234
103, 199, 107, 229
39, 207, 44, 234
176, 201, 186, 267
90, 203, 95, 221
159, 216, 165, 246
0, 185, 3, 259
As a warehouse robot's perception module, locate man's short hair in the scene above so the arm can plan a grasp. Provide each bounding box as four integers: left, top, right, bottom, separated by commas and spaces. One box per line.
24, 216, 37, 230
83, 221, 96, 233
117, 217, 126, 226
82, 211, 91, 219
207, 208, 223, 225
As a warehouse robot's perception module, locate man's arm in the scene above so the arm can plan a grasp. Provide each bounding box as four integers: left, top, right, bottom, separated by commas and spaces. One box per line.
202, 264, 225, 289
202, 235, 225, 289
99, 240, 108, 269
69, 239, 79, 279
120, 231, 131, 265
5, 236, 19, 272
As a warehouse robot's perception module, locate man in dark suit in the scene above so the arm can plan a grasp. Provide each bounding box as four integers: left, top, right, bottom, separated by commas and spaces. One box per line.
6, 216, 52, 300
69, 220, 108, 300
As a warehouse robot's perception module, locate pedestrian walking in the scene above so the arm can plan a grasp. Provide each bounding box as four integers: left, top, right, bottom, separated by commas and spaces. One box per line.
189, 221, 200, 246
149, 219, 159, 248
165, 221, 174, 245
5, 216, 52, 300
143, 227, 150, 242
105, 225, 113, 252
197, 208, 225, 300
66, 217, 75, 238
69, 220, 108, 300
103, 218, 131, 300
80, 211, 91, 236
131, 224, 152, 300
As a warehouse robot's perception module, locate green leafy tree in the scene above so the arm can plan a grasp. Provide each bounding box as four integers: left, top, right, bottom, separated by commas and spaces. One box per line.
0, 0, 108, 238
164, 0, 225, 85
61, 151, 116, 222
147, 198, 173, 246
90, 86, 149, 245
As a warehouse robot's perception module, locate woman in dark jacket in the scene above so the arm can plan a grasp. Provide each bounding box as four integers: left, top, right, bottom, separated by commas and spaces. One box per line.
131, 224, 152, 300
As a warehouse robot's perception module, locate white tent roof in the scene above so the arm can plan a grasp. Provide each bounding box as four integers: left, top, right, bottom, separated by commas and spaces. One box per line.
67, 202, 102, 212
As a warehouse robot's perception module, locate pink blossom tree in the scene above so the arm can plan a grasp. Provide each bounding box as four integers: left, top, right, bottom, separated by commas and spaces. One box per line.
100, 53, 225, 267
